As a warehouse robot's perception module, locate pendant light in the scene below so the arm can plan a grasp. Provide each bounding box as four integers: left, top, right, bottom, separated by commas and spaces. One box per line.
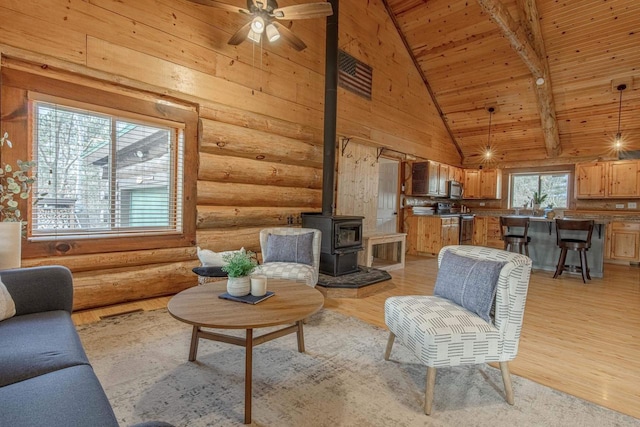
484, 107, 495, 160
614, 84, 626, 150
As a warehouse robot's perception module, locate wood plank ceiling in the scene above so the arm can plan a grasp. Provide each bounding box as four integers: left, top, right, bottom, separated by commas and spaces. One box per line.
385, 0, 640, 166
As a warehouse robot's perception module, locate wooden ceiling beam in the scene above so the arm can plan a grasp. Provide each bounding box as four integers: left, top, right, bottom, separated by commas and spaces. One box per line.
476, 0, 562, 158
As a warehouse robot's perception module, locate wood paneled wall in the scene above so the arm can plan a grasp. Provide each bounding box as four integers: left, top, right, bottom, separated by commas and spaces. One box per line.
1, 0, 457, 310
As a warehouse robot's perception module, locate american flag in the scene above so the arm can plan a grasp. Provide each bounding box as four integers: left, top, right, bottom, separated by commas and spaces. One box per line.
338, 50, 373, 100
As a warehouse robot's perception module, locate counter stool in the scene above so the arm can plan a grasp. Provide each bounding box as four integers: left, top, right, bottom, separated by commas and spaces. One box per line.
500, 216, 531, 256
553, 219, 594, 283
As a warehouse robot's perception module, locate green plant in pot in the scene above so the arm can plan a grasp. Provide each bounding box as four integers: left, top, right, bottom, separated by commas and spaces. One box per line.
222, 251, 258, 297
532, 191, 547, 211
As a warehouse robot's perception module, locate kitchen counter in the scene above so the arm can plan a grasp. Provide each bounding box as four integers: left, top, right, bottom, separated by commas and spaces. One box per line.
507, 217, 605, 278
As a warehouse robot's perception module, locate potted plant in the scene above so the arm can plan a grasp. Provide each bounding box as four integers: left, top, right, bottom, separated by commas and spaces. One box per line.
532, 191, 548, 211
0, 132, 37, 269
221, 251, 258, 296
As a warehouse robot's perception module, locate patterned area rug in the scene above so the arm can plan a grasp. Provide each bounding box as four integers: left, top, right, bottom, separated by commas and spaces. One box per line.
78, 309, 638, 427
317, 266, 392, 288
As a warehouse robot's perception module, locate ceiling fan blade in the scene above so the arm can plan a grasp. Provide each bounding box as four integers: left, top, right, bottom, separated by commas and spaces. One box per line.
228, 21, 253, 45
273, 22, 307, 51
188, 0, 251, 15
272, 3, 333, 20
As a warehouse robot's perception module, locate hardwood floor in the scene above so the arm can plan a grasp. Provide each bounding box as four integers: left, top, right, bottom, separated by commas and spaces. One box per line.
72, 256, 640, 420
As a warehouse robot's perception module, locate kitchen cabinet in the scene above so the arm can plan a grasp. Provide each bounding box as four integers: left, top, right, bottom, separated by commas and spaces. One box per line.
606, 221, 640, 262
464, 170, 481, 199
472, 216, 503, 249
411, 161, 449, 197
609, 160, 640, 197
449, 166, 464, 184
464, 169, 501, 199
575, 159, 640, 199
407, 215, 459, 255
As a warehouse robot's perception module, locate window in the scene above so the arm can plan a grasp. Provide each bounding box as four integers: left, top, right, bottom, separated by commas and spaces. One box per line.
1, 65, 197, 257
510, 172, 569, 209
31, 99, 183, 238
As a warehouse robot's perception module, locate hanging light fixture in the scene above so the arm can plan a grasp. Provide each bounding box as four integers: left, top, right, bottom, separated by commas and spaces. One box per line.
250, 16, 265, 34
247, 29, 261, 44
614, 83, 627, 151
484, 107, 495, 160
266, 23, 280, 42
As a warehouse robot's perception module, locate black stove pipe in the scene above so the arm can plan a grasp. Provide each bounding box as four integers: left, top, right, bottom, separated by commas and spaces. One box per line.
321, 0, 339, 216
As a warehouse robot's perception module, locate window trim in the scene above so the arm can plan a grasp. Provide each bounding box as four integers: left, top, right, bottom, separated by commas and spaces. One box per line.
1, 67, 197, 258
508, 169, 572, 209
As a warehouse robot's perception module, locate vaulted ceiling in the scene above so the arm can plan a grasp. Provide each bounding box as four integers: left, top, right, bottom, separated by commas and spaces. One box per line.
384, 0, 640, 166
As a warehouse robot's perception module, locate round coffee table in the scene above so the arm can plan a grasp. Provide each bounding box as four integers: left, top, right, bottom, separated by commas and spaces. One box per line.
168, 279, 324, 424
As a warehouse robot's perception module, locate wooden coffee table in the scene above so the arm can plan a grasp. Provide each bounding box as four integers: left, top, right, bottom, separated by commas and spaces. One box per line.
167, 279, 324, 424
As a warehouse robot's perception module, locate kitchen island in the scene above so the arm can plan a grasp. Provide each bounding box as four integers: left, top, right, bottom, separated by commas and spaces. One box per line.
511, 216, 606, 278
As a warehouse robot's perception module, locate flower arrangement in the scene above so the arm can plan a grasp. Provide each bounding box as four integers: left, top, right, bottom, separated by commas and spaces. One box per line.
221, 251, 258, 278
0, 132, 37, 225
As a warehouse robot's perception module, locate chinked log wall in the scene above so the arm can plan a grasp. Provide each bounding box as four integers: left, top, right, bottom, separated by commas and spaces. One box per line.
22, 105, 323, 310
5, 0, 459, 310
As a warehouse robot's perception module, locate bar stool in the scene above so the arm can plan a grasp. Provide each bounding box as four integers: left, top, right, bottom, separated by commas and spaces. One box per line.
553, 219, 594, 283
500, 216, 531, 256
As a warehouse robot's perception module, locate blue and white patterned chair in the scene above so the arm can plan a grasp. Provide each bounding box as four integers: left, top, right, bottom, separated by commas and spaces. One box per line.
258, 227, 321, 287
384, 245, 532, 415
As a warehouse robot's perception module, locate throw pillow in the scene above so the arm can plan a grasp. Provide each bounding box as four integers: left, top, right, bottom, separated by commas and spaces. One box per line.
264, 232, 314, 266
197, 247, 245, 267
0, 277, 16, 321
433, 250, 506, 322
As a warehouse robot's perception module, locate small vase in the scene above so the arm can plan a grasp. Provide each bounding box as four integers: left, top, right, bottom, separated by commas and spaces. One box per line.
227, 276, 251, 297
0, 222, 22, 270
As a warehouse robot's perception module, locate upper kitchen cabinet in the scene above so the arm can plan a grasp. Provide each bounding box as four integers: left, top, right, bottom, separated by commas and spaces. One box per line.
576, 160, 640, 199
411, 161, 449, 197
464, 169, 502, 199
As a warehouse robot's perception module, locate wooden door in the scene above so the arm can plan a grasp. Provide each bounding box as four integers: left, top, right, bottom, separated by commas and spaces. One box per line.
411, 162, 428, 195
464, 170, 481, 199
427, 160, 440, 195
485, 216, 503, 248
609, 222, 640, 261
473, 216, 488, 245
442, 217, 459, 246
480, 169, 501, 199
575, 162, 607, 198
438, 163, 449, 196
377, 158, 399, 233
608, 160, 640, 198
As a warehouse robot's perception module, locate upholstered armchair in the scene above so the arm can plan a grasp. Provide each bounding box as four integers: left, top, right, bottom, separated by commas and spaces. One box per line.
259, 227, 322, 287
384, 245, 532, 414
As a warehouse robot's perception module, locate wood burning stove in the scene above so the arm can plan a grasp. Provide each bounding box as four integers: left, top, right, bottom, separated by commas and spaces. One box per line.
302, 213, 363, 276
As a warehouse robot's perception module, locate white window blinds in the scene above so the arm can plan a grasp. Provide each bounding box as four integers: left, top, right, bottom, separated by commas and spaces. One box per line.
31, 100, 184, 238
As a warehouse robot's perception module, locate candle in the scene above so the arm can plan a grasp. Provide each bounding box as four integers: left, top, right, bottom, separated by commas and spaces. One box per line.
250, 275, 267, 297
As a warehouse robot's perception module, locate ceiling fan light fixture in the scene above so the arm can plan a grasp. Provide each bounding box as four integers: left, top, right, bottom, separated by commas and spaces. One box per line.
247, 29, 261, 43
251, 16, 265, 34
266, 23, 280, 42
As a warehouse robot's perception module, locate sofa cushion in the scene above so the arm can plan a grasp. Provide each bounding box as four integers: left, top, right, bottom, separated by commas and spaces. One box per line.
0, 311, 90, 387
0, 364, 119, 427
264, 232, 314, 265
259, 262, 317, 287
0, 278, 16, 321
433, 250, 506, 322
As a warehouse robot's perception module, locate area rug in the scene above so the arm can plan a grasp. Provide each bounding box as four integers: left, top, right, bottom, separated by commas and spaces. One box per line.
316, 266, 391, 288
77, 309, 638, 427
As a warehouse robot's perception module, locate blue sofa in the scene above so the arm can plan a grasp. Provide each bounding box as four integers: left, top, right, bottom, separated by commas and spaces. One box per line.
0, 266, 171, 427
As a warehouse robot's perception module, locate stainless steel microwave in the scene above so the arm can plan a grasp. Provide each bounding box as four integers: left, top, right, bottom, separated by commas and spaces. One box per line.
448, 180, 463, 199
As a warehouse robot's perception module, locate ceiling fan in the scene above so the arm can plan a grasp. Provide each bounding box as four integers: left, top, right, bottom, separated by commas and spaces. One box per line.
189, 0, 333, 51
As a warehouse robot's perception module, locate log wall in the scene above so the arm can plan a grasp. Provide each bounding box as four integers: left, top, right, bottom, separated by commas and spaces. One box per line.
2, 0, 457, 310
